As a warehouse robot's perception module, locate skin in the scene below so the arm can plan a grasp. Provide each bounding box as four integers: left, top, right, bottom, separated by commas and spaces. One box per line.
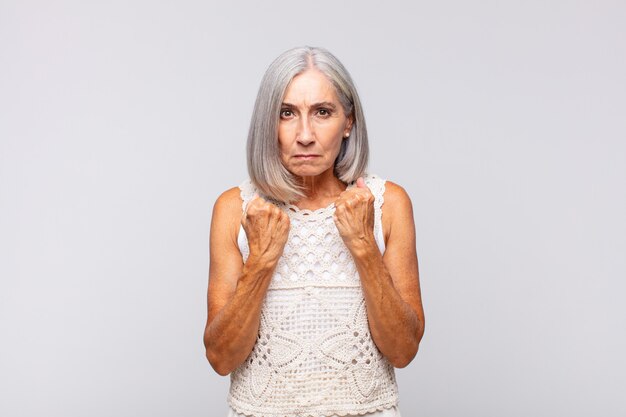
204, 68, 425, 376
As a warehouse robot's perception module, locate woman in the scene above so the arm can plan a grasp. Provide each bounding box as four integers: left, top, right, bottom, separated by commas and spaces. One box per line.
204, 46, 425, 417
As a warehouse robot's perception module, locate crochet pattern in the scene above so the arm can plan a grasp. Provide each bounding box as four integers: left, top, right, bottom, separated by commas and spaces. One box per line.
229, 174, 398, 417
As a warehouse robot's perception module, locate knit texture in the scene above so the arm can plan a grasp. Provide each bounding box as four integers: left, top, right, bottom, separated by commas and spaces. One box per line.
228, 173, 399, 417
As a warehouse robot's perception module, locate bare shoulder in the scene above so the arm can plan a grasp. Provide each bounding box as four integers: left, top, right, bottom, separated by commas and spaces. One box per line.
382, 180, 412, 209
380, 180, 415, 243
213, 186, 243, 214
211, 186, 244, 248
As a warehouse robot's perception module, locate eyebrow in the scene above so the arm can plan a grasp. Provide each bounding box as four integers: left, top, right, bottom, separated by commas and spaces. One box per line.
281, 101, 338, 110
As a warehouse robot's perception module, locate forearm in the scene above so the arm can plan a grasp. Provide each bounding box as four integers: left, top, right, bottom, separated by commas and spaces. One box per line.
351, 239, 423, 367
204, 256, 276, 375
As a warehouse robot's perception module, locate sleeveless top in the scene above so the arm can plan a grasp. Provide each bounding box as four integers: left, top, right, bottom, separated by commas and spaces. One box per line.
227, 173, 400, 417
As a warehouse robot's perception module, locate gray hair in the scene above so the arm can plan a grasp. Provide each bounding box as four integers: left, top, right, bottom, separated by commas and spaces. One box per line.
246, 46, 369, 203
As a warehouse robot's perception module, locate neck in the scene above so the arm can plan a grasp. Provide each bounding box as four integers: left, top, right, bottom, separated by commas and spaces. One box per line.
293, 168, 347, 201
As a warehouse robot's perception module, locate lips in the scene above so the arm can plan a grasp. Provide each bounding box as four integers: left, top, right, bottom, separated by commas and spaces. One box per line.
294, 154, 319, 159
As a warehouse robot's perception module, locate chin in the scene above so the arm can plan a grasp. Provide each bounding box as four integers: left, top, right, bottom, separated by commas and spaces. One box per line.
288, 166, 326, 177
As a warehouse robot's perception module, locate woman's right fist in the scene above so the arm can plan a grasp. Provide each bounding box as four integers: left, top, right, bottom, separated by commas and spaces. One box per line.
241, 195, 291, 265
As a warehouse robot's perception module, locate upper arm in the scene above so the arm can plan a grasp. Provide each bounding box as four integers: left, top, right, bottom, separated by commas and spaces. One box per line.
206, 187, 244, 328
381, 181, 425, 340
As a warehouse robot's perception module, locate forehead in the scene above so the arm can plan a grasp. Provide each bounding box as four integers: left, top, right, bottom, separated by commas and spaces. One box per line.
282, 69, 339, 104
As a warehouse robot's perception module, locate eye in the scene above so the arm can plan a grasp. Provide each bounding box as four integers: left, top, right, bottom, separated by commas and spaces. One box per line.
317, 108, 332, 117
280, 109, 294, 119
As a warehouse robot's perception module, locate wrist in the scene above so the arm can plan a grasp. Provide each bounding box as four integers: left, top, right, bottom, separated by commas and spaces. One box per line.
346, 232, 379, 260
243, 253, 278, 276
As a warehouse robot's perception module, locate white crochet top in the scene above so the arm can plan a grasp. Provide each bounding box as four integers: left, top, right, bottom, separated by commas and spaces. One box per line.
228, 173, 399, 417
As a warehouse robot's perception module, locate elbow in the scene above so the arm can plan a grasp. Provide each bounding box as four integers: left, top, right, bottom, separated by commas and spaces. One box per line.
391, 350, 417, 369
390, 309, 425, 368
205, 348, 233, 376
390, 339, 420, 369
392, 359, 412, 369
393, 318, 426, 368
204, 333, 233, 376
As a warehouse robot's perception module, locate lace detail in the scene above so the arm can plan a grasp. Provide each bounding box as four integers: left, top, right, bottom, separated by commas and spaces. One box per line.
230, 173, 397, 417
368, 174, 386, 256
238, 178, 258, 214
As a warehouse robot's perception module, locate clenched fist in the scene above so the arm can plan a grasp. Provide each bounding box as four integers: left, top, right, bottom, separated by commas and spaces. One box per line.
242, 194, 291, 265
333, 177, 376, 254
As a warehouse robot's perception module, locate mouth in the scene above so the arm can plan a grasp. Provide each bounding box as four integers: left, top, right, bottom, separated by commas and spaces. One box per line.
294, 154, 319, 160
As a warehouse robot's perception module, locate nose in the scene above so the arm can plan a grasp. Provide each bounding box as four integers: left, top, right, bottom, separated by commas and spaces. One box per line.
296, 116, 314, 146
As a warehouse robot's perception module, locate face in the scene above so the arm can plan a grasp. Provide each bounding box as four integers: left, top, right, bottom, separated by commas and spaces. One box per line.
278, 69, 353, 179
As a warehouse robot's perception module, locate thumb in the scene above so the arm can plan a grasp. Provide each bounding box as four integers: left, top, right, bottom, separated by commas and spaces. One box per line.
244, 193, 260, 216
249, 192, 264, 203
356, 177, 366, 188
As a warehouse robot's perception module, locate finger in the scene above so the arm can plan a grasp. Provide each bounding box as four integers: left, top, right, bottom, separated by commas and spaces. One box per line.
242, 193, 262, 223
356, 177, 366, 188
246, 194, 259, 209
269, 204, 282, 220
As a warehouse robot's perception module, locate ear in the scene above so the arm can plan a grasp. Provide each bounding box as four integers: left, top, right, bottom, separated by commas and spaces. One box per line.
344, 114, 354, 138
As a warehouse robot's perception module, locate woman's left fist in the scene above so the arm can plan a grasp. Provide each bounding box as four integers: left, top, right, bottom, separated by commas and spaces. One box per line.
333, 177, 376, 253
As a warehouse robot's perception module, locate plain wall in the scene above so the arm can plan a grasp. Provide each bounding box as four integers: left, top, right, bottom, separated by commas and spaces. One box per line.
1, 1, 625, 416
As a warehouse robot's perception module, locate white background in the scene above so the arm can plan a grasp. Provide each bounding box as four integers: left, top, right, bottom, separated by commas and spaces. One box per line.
1, 1, 625, 416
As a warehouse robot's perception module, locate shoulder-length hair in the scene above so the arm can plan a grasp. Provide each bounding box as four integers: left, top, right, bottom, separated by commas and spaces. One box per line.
246, 46, 369, 203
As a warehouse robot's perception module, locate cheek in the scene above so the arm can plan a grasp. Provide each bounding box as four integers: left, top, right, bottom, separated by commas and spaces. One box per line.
277, 124, 292, 147
332, 138, 344, 157
327, 126, 345, 148
277, 135, 287, 153
277, 131, 290, 163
